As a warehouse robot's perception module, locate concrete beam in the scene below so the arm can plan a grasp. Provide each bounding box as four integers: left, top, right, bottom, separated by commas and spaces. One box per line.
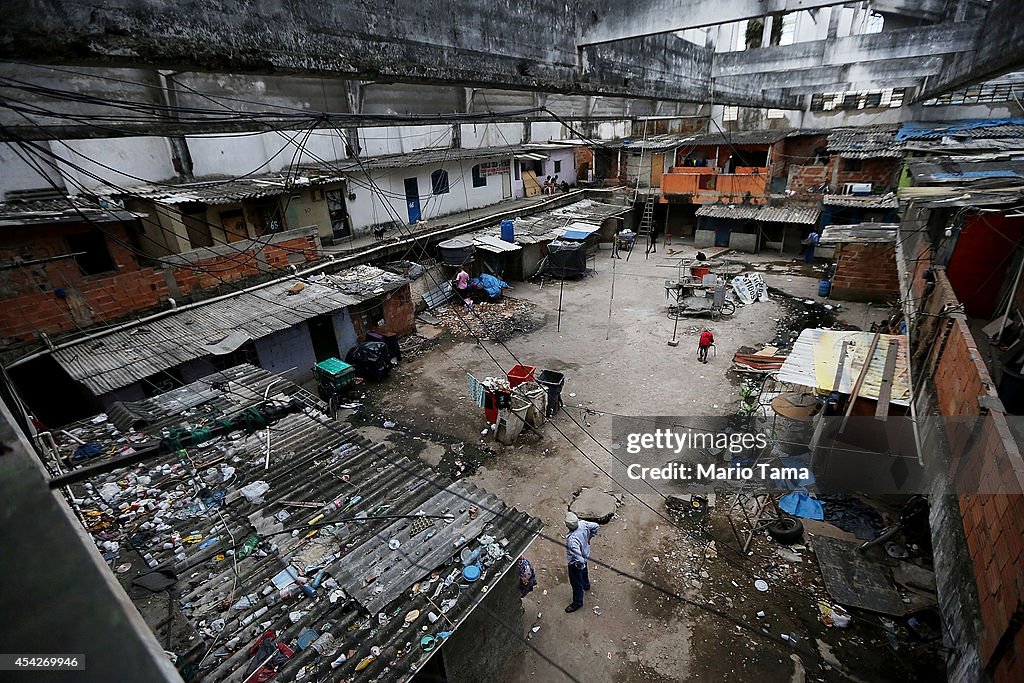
714, 56, 945, 92
917, 0, 1024, 100
713, 21, 979, 77
0, 0, 777, 107
873, 0, 949, 23
580, 0, 850, 46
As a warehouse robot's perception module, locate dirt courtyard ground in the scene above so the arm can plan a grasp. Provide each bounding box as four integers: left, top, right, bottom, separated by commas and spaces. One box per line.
342, 243, 945, 683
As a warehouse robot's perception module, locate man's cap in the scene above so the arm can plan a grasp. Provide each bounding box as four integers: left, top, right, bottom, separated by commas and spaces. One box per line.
564, 512, 579, 530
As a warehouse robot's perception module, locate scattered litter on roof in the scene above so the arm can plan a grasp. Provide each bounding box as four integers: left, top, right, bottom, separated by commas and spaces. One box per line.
48, 364, 541, 683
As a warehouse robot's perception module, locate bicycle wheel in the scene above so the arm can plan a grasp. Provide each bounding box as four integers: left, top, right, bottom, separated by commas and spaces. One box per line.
721, 301, 736, 316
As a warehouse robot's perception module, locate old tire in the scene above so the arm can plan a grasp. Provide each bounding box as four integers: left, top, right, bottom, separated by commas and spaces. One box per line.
767, 516, 804, 545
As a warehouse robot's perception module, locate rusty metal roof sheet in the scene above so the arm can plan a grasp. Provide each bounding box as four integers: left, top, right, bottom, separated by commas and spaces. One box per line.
0, 194, 144, 226
48, 364, 542, 683
695, 203, 821, 224
48, 266, 405, 396
777, 329, 910, 406
822, 194, 899, 209
819, 223, 898, 244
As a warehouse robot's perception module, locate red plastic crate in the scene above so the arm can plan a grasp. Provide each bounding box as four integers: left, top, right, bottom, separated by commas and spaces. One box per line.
506, 364, 536, 387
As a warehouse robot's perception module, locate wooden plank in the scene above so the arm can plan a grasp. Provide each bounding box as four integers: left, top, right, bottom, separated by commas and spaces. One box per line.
874, 339, 900, 421
840, 332, 881, 434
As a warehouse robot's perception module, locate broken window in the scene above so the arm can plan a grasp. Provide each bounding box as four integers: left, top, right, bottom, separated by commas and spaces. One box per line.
471, 164, 487, 188
66, 230, 116, 275
723, 106, 739, 122
431, 169, 450, 195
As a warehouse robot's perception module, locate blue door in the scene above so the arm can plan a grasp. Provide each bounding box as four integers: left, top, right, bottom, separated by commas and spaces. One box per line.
404, 177, 421, 224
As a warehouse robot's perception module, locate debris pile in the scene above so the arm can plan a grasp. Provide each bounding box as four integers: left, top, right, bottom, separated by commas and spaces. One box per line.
434, 298, 538, 342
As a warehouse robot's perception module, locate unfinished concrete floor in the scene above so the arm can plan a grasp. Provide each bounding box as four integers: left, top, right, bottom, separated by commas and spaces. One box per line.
344, 244, 938, 683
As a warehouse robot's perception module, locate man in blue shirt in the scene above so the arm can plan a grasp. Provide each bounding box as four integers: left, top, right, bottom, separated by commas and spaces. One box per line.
804, 230, 820, 263
564, 512, 600, 613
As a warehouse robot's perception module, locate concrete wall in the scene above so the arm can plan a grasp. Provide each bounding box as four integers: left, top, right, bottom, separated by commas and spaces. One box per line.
538, 149, 577, 186
361, 125, 454, 157
345, 156, 513, 232
54, 137, 178, 191
440, 563, 525, 682
829, 242, 900, 302
0, 142, 67, 198
460, 123, 524, 149
254, 323, 318, 385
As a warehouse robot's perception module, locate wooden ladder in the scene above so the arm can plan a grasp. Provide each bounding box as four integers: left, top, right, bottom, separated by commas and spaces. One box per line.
627, 192, 657, 261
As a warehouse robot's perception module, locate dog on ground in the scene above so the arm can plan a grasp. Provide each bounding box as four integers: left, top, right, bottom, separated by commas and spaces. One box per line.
373, 227, 387, 241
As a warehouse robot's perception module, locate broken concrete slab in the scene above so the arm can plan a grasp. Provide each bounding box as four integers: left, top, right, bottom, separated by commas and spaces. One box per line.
570, 488, 620, 523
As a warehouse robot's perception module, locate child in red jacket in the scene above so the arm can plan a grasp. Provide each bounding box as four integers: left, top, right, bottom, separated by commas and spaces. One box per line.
698, 329, 715, 363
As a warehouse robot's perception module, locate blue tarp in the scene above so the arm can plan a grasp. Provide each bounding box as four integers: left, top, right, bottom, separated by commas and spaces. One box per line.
560, 225, 599, 241
470, 274, 510, 299
931, 170, 1022, 180
779, 492, 825, 521
771, 456, 815, 490
897, 118, 1024, 141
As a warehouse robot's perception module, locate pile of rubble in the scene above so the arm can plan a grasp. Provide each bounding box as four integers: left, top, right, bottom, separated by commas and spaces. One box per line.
434, 298, 538, 342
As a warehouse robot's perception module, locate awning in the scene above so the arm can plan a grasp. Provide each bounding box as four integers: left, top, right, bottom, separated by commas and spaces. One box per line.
515, 152, 549, 161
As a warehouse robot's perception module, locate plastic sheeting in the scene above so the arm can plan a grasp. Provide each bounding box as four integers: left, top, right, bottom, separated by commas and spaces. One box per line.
779, 492, 825, 520
731, 273, 769, 305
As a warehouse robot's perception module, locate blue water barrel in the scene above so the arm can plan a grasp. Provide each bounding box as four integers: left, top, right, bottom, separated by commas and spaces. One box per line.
500, 219, 515, 243
818, 279, 831, 297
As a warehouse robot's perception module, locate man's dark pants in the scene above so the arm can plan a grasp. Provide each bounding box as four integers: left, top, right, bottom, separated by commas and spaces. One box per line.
568, 563, 591, 607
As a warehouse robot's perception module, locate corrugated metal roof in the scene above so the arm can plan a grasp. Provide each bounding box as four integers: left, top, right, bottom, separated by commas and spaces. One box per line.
50, 266, 406, 396
469, 198, 630, 245
106, 174, 347, 206
822, 194, 899, 209
473, 234, 521, 253
819, 223, 898, 244
0, 194, 144, 225
48, 364, 542, 683
897, 118, 1024, 141
695, 203, 821, 224
777, 329, 910, 406
826, 126, 904, 159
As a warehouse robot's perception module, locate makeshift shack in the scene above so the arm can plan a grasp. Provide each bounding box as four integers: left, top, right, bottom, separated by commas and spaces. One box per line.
776, 329, 923, 492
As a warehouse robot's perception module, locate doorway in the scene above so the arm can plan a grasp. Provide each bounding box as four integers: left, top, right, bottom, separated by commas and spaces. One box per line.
308, 315, 340, 362
404, 177, 421, 224
502, 171, 512, 199
325, 189, 351, 238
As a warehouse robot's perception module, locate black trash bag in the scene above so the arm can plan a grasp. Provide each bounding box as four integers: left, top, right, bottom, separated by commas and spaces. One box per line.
345, 341, 392, 381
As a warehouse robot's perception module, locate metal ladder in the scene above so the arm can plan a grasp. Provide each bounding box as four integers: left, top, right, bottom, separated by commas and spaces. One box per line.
627, 192, 656, 261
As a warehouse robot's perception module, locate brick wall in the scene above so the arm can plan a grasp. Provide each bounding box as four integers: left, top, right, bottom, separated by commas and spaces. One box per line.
0, 223, 320, 348
830, 242, 900, 302
914, 265, 1024, 682
772, 135, 827, 179
787, 156, 901, 194
349, 284, 416, 341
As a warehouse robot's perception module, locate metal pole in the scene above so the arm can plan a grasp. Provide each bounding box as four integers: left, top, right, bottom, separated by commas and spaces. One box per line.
606, 254, 616, 340
557, 275, 565, 332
